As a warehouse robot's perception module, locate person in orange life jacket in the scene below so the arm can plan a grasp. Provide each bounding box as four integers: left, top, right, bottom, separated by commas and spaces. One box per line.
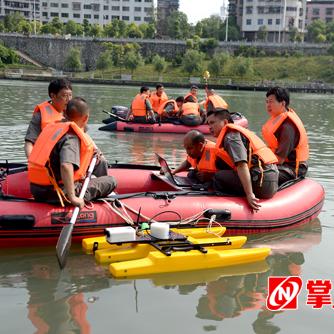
207, 109, 278, 211
184, 85, 199, 103
263, 87, 309, 185
177, 100, 203, 126
24, 78, 73, 158
204, 88, 229, 113
29, 97, 116, 209
170, 130, 217, 183
158, 96, 184, 122
149, 84, 169, 114
127, 86, 156, 123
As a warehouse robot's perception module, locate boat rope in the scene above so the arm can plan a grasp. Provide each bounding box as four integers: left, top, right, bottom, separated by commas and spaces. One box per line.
101, 197, 225, 237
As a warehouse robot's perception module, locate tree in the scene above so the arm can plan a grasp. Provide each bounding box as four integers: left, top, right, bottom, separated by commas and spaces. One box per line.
199, 15, 222, 39
17, 20, 32, 35
0, 43, 19, 64
195, 22, 203, 37
166, 11, 190, 39
89, 24, 103, 37
233, 57, 253, 78
123, 50, 143, 75
200, 38, 219, 56
65, 20, 77, 35
126, 23, 143, 39
83, 18, 91, 36
0, 22, 4, 33
104, 21, 119, 37
257, 26, 268, 42
96, 50, 113, 70
208, 52, 229, 76
4, 12, 25, 32
306, 19, 326, 42
49, 17, 63, 35
139, 23, 156, 39
64, 48, 82, 72
118, 20, 127, 37
152, 54, 167, 76
289, 27, 299, 42
75, 23, 84, 36
182, 49, 204, 75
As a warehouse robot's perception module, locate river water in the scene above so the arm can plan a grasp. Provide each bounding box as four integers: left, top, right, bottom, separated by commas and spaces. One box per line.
0, 79, 334, 333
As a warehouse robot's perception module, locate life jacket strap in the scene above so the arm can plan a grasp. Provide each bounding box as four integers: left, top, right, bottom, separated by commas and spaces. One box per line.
46, 160, 70, 207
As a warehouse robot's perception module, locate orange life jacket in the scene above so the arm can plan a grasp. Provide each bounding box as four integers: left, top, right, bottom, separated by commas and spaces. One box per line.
184, 92, 198, 103
262, 108, 309, 174
131, 94, 148, 117
204, 94, 229, 111
28, 122, 94, 186
181, 102, 200, 116
187, 140, 217, 173
216, 124, 278, 170
150, 91, 168, 112
157, 99, 178, 116
34, 101, 63, 130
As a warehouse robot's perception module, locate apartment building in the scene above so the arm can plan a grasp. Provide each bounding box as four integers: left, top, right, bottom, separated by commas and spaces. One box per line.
233, 0, 306, 42
157, 0, 179, 35
41, 0, 154, 25
0, 0, 40, 20
0, 0, 154, 25
306, 0, 334, 26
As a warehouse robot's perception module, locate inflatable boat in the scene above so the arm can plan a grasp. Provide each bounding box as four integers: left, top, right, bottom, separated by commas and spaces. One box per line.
99, 112, 248, 134
0, 162, 324, 248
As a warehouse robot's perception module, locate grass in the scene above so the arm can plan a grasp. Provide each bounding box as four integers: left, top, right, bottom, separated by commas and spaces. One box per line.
3, 55, 334, 84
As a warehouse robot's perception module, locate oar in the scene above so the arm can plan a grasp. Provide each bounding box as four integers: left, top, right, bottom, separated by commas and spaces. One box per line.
103, 110, 128, 122
56, 155, 98, 269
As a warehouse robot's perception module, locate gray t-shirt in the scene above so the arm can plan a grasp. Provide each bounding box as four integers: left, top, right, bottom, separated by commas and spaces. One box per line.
49, 132, 81, 182
216, 129, 275, 172
25, 111, 42, 144
216, 130, 248, 170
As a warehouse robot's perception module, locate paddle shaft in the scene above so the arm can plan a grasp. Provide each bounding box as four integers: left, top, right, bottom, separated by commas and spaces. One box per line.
103, 110, 128, 122
69, 156, 97, 224
56, 155, 97, 268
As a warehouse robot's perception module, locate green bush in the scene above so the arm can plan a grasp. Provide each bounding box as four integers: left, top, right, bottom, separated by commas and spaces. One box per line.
64, 48, 82, 72
96, 50, 112, 70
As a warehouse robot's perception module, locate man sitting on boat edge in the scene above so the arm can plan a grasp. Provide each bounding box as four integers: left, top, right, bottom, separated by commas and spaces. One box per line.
28, 97, 116, 208
207, 109, 279, 211
127, 86, 156, 124
262, 87, 309, 186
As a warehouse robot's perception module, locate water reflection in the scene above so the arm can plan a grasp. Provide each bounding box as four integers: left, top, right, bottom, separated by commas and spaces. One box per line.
194, 220, 321, 332
0, 250, 108, 334
0, 220, 321, 333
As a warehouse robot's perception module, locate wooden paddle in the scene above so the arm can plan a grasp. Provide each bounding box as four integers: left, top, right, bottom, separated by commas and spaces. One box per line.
56, 155, 97, 269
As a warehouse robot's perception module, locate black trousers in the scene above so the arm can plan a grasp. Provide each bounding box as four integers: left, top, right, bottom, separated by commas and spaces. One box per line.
30, 157, 116, 204
212, 165, 279, 199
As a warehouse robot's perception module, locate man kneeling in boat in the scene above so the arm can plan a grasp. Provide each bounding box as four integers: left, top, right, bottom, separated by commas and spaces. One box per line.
28, 97, 116, 208
127, 86, 156, 123
207, 109, 279, 211
171, 130, 217, 184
